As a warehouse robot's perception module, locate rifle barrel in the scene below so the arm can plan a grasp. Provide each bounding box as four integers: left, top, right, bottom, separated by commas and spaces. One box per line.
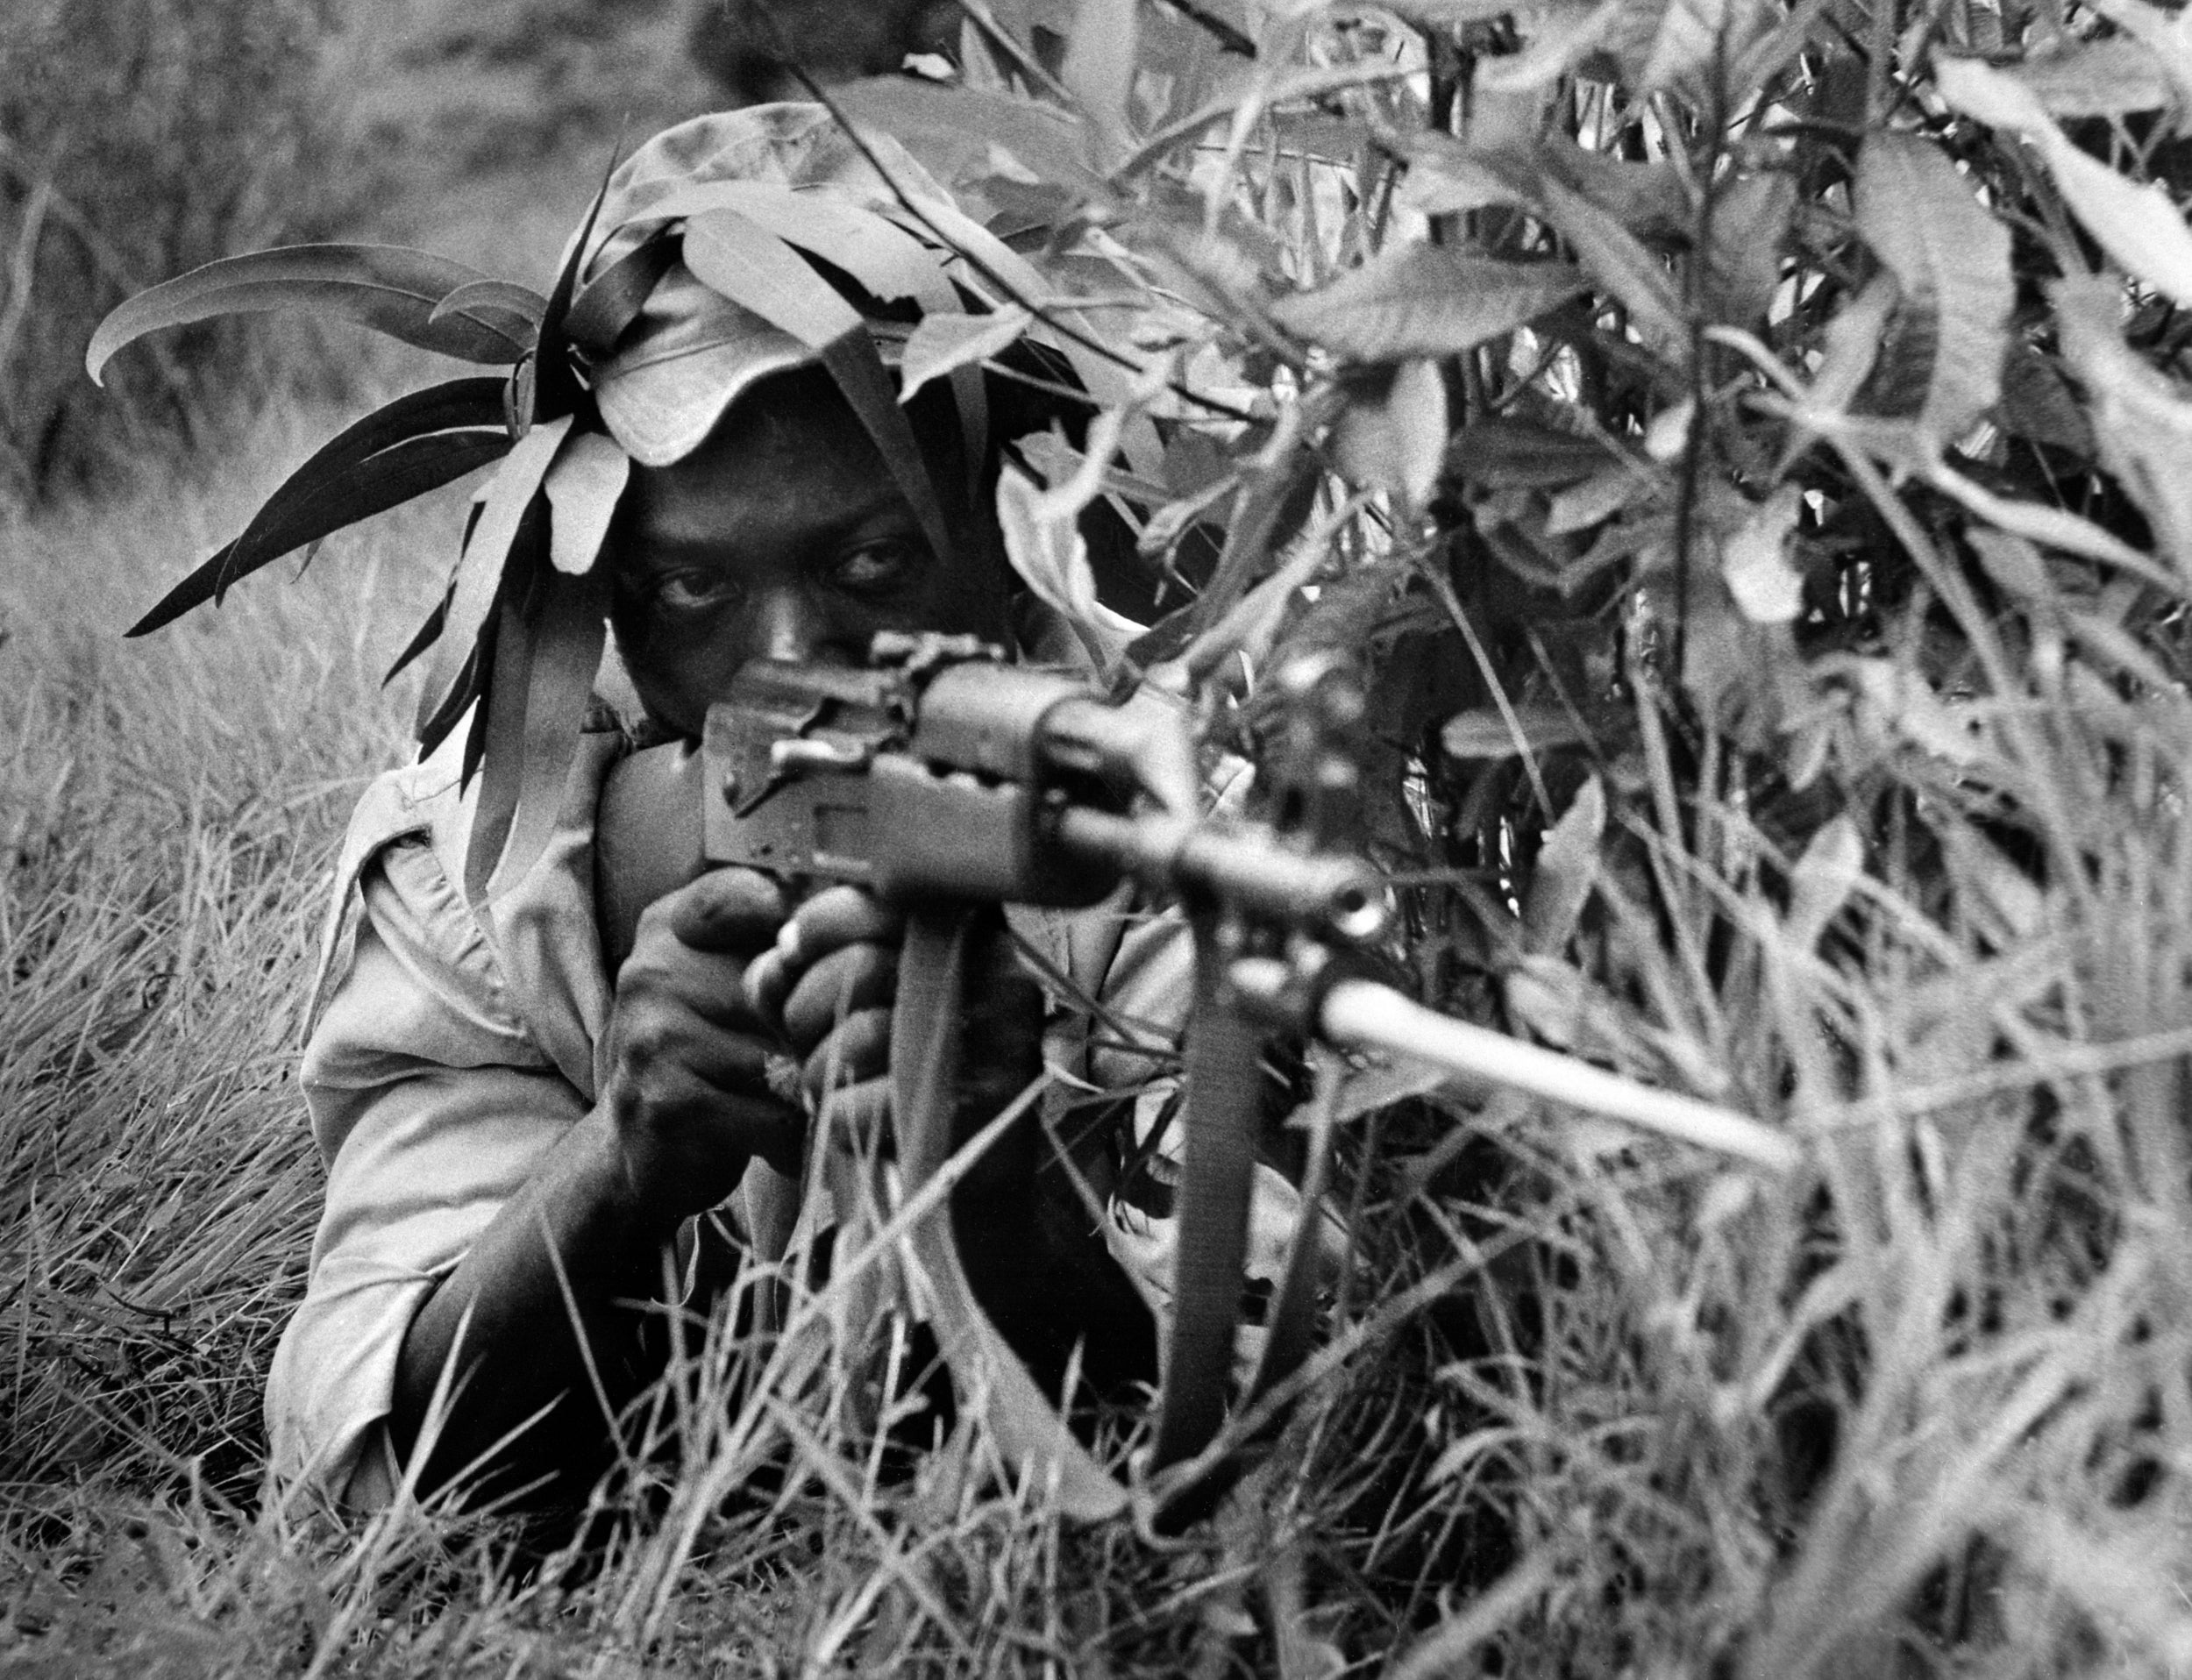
1230, 958, 1804, 1174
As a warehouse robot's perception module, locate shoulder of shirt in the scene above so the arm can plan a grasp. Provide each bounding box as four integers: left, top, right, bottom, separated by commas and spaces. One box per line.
306, 701, 627, 1033
338, 698, 627, 881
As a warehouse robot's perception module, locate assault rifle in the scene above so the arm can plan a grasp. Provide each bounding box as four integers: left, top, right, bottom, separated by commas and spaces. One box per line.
597, 634, 1798, 1523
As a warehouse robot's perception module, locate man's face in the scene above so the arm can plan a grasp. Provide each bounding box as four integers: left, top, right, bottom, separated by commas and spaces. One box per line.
608, 369, 1007, 737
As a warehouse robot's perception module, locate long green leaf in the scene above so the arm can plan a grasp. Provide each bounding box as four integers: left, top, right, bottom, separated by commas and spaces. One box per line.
832, 76, 1096, 189
1062, 0, 1141, 166
1937, 53, 2192, 309
427, 279, 546, 333
1443, 704, 1601, 759
683, 209, 867, 350
565, 233, 678, 356
820, 330, 957, 573
476, 570, 608, 903
898, 307, 1034, 402
420, 631, 488, 762
1330, 360, 1448, 508
222, 379, 509, 592
133, 378, 510, 630
1448, 419, 1624, 488
2053, 275, 2192, 576
465, 593, 533, 905
384, 598, 449, 688
88, 245, 533, 382
414, 416, 575, 739
543, 432, 630, 575
2039, 139, 2192, 310
529, 148, 620, 426
1853, 132, 2011, 453
2011, 38, 2174, 117
1605, 0, 1765, 96
125, 429, 513, 637
1270, 244, 1585, 362
1534, 174, 1688, 366
388, 501, 490, 687
457, 602, 507, 789
622, 181, 955, 310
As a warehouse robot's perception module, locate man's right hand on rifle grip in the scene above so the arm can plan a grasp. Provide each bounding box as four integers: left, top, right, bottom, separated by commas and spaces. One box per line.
600, 866, 807, 1228
746, 885, 906, 1144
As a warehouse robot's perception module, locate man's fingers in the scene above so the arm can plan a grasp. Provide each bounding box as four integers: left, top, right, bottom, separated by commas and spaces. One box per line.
663, 866, 790, 953
744, 887, 903, 1031
801, 1007, 893, 1103
781, 942, 898, 1056
624, 941, 764, 1031
777, 886, 904, 968
743, 945, 793, 1034
674, 1025, 783, 1095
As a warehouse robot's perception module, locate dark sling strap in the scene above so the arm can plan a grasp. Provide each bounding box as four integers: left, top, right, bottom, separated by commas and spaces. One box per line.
889, 904, 1129, 1520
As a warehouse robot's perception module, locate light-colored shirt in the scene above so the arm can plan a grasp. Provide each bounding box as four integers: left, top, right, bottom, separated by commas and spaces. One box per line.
266, 715, 1227, 1509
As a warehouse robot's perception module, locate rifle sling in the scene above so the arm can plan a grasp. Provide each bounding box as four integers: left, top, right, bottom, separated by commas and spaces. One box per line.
889, 904, 1129, 1521
1147, 916, 1264, 1520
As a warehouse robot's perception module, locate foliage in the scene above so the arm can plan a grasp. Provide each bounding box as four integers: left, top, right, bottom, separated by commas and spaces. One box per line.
18, 0, 2192, 1671
800, 0, 2192, 1669
0, 0, 350, 502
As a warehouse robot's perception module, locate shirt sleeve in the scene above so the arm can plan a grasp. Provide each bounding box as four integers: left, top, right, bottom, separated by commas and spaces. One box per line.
264, 833, 589, 1511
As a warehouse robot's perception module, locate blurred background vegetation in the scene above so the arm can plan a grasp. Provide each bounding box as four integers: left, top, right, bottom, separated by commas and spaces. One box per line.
0, 0, 943, 504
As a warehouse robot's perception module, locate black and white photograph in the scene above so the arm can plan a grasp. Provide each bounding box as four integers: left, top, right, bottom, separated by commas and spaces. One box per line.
6, 0, 2192, 1672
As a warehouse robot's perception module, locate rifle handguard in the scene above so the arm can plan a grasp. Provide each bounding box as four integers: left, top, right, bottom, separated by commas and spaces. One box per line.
1050, 807, 1387, 943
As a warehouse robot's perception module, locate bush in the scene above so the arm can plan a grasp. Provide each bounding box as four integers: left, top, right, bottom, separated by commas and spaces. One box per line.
804, 2, 2192, 1669
0, 0, 340, 502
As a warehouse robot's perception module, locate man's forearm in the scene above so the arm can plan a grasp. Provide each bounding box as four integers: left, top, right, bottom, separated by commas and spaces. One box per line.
387, 1109, 689, 1507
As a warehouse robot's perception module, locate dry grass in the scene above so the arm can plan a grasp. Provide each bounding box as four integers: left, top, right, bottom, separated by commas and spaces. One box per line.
1, 407, 439, 1500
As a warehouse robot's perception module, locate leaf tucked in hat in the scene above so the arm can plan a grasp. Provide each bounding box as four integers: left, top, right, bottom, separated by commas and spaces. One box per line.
87, 246, 542, 381
125, 378, 516, 637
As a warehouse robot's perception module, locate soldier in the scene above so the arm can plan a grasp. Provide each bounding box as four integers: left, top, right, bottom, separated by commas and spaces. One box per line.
105, 105, 1319, 1517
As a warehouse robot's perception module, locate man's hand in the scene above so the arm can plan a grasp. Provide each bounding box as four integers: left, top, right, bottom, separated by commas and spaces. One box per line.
746, 885, 904, 1142
746, 889, 1048, 1154
599, 866, 806, 1228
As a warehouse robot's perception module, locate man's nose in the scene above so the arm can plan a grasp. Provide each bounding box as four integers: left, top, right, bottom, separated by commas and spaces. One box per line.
744, 585, 832, 666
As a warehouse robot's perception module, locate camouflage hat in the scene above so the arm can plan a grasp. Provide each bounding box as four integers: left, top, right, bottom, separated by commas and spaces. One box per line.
580, 104, 955, 467
589, 261, 915, 467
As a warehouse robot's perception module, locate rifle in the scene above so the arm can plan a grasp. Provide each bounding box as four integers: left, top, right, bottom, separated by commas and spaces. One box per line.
596, 634, 1799, 1523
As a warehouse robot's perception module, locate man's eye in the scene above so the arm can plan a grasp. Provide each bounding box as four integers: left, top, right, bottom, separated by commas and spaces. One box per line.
651, 571, 741, 613
832, 540, 920, 592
